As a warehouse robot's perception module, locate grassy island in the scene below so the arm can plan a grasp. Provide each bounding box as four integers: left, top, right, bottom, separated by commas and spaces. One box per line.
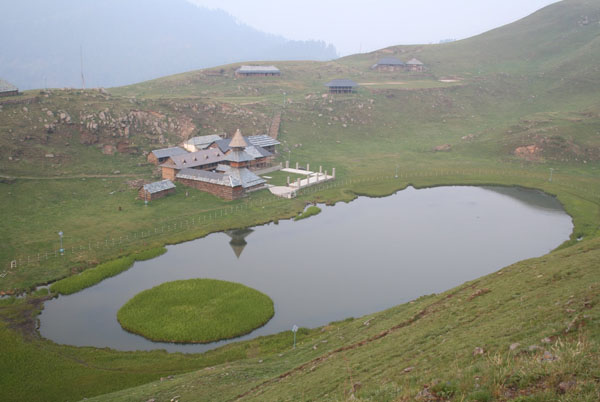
117, 279, 274, 343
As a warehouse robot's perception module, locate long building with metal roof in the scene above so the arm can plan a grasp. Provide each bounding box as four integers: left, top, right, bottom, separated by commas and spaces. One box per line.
0, 79, 19, 97
235, 65, 281, 76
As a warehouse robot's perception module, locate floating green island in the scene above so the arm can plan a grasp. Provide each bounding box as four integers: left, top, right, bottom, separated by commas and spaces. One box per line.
117, 279, 274, 343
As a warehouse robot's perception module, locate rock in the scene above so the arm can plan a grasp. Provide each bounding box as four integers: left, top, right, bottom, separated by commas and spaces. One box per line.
473, 347, 485, 356
352, 382, 362, 393
416, 386, 434, 400
46, 110, 54, 117
45, 153, 55, 158
541, 337, 552, 344
322, 94, 328, 98
434, 144, 452, 152
528, 345, 543, 352
146, 399, 156, 402
461, 134, 475, 141
558, 380, 576, 394
404, 366, 415, 373
540, 350, 558, 362
22, 107, 28, 113
509, 343, 521, 351
468, 288, 491, 301
113, 170, 121, 175
102, 144, 115, 155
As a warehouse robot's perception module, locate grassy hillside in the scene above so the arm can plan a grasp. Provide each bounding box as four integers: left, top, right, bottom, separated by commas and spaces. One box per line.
0, 0, 599, 400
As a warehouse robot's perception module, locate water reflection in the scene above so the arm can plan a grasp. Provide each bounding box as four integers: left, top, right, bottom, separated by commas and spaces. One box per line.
225, 228, 254, 258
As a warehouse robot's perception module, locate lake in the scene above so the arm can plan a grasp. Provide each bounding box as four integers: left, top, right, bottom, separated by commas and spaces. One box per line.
39, 186, 573, 353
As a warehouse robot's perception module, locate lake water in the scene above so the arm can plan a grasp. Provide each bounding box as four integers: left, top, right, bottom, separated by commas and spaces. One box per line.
39, 186, 573, 353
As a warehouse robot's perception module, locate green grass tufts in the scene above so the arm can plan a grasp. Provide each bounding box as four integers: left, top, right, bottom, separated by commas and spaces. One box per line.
294, 206, 322, 221
117, 279, 274, 343
49, 247, 167, 295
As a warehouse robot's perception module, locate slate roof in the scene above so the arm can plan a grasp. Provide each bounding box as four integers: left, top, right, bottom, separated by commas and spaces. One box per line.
325, 79, 358, 88
377, 57, 405, 66
177, 168, 234, 186
225, 149, 255, 163
184, 135, 223, 149
236, 65, 280, 74
406, 58, 424, 65
218, 165, 267, 188
247, 135, 280, 148
0, 79, 18, 93
177, 167, 266, 189
245, 145, 272, 159
142, 180, 176, 194
161, 148, 225, 169
150, 146, 188, 159
214, 138, 273, 157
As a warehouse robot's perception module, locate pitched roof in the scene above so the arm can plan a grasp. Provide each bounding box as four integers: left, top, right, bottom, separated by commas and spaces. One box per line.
184, 135, 223, 149
245, 145, 272, 159
225, 149, 255, 163
236, 65, 280, 74
142, 180, 176, 194
150, 146, 188, 159
0, 79, 18, 93
325, 79, 358, 88
377, 57, 405, 66
406, 58, 424, 65
177, 167, 266, 189
176, 168, 235, 187
161, 148, 225, 169
229, 129, 248, 148
247, 135, 280, 148
215, 137, 274, 156
218, 165, 267, 188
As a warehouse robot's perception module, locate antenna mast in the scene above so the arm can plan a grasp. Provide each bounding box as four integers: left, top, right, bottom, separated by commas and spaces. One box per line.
80, 45, 86, 89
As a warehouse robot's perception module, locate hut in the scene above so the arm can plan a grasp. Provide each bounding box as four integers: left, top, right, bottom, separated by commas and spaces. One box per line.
138, 180, 176, 201
183, 134, 223, 152
372, 57, 405, 71
325, 79, 358, 94
235, 65, 281, 77
0, 79, 19, 97
406, 58, 425, 72
147, 146, 188, 165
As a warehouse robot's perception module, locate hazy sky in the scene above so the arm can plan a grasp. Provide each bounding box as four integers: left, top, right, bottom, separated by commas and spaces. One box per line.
188, 0, 560, 56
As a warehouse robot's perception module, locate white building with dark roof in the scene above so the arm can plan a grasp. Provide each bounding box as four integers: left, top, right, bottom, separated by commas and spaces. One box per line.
235, 65, 281, 77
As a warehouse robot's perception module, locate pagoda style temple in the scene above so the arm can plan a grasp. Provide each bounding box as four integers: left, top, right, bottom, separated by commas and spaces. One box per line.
175, 129, 266, 200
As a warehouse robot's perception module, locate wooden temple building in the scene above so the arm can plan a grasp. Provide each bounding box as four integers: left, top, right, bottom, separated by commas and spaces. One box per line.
406, 58, 425, 72
174, 130, 267, 200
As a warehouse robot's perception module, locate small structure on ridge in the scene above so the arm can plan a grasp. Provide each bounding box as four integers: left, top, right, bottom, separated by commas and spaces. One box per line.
325, 79, 358, 94
235, 65, 281, 77
0, 79, 19, 97
372, 57, 405, 71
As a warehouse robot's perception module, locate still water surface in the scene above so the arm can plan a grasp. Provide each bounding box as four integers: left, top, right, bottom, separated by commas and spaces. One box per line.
39, 186, 573, 353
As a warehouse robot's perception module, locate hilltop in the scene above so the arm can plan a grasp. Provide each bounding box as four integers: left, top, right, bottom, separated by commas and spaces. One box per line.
0, 0, 599, 400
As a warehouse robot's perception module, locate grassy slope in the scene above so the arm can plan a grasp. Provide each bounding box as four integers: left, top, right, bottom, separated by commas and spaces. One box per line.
0, 0, 599, 400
